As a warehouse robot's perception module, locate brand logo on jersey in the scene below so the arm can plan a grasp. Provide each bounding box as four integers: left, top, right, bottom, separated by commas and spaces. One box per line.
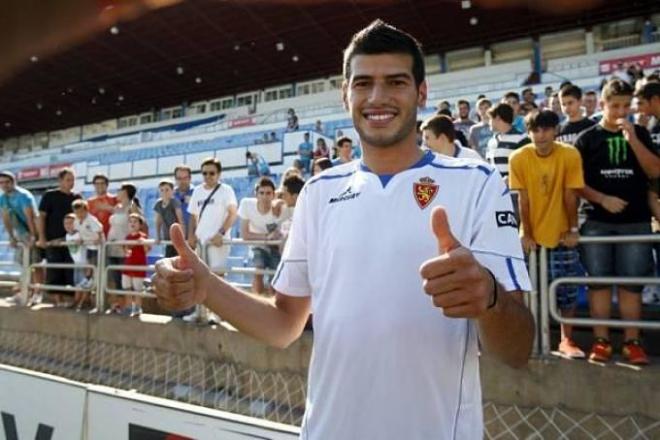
413, 177, 438, 209
329, 186, 360, 204
606, 136, 628, 165
495, 211, 518, 228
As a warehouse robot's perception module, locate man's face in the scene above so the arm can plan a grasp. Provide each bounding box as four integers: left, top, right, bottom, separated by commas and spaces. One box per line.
583, 94, 598, 115
256, 185, 275, 205
636, 95, 660, 118
523, 90, 535, 104
422, 129, 444, 151
549, 96, 562, 115
343, 53, 426, 150
529, 126, 556, 150
560, 95, 581, 118
159, 185, 173, 200
478, 102, 491, 121
338, 141, 353, 159
281, 187, 297, 207
602, 95, 632, 126
73, 205, 86, 221
458, 103, 470, 119
489, 116, 507, 133
505, 96, 520, 113
201, 165, 219, 187
175, 170, 191, 190
304, 134, 310, 142
59, 172, 75, 192
0, 177, 15, 193
93, 179, 108, 196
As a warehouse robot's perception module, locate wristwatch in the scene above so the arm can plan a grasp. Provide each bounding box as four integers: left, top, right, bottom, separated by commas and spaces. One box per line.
219, 228, 226, 236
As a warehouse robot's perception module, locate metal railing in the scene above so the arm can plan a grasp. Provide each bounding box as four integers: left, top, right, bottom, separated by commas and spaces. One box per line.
0, 241, 29, 304
538, 234, 660, 356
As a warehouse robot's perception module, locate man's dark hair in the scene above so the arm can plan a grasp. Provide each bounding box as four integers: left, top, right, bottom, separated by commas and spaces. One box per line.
173, 164, 192, 178
0, 171, 16, 182
457, 99, 470, 109
503, 91, 520, 103
343, 19, 425, 87
158, 179, 174, 189
559, 84, 583, 100
58, 167, 75, 180
559, 80, 573, 90
525, 110, 560, 131
601, 78, 633, 101
436, 108, 452, 118
522, 87, 533, 96
337, 136, 352, 147
201, 157, 222, 173
487, 103, 514, 124
92, 173, 109, 185
120, 182, 137, 201
634, 81, 660, 100
584, 90, 598, 98
282, 175, 305, 196
255, 176, 276, 192
476, 97, 492, 108
314, 157, 333, 173
420, 115, 456, 142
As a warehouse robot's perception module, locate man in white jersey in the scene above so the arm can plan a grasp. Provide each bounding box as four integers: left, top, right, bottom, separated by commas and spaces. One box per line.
152, 20, 534, 440
421, 114, 484, 161
188, 157, 238, 273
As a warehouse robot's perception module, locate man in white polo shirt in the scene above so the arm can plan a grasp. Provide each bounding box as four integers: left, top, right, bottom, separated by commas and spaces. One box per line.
188, 157, 238, 274
153, 20, 534, 439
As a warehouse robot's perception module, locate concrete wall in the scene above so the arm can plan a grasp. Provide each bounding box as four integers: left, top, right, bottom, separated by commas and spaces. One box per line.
0, 306, 657, 433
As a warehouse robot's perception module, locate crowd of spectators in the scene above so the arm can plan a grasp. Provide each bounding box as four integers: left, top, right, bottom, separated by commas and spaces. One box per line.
1, 70, 659, 363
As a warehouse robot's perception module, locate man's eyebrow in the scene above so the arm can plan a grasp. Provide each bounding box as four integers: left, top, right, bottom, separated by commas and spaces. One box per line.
351, 73, 413, 82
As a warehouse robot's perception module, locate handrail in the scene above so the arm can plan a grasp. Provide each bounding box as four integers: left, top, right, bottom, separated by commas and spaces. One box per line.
538, 233, 660, 356
549, 277, 660, 330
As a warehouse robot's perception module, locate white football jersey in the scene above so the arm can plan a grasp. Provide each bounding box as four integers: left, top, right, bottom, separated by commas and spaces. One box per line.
273, 150, 530, 440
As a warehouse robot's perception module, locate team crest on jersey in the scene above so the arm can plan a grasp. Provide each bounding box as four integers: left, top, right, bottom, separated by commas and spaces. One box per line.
413, 177, 438, 209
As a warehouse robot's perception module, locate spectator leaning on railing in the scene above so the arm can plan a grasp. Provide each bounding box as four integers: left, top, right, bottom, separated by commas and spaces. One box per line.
188, 157, 238, 275
575, 78, 660, 365
87, 173, 117, 238
71, 199, 103, 308
0, 170, 43, 305
238, 177, 284, 294
509, 110, 586, 359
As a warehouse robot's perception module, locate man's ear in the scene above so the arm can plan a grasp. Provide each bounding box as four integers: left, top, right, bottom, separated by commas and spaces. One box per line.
417, 80, 428, 108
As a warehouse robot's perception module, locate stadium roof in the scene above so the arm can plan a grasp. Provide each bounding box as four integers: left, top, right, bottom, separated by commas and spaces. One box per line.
0, 0, 658, 138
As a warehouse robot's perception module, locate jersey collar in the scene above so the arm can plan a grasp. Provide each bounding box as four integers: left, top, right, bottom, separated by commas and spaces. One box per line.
359, 149, 435, 188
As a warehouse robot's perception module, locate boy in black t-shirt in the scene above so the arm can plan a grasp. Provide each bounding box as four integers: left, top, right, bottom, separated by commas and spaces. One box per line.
557, 84, 596, 145
575, 79, 660, 365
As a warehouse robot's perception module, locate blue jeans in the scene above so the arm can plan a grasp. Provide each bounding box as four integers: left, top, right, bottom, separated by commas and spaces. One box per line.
580, 220, 653, 293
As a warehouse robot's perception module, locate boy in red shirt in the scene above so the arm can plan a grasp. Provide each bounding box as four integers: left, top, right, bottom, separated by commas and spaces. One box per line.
122, 213, 150, 316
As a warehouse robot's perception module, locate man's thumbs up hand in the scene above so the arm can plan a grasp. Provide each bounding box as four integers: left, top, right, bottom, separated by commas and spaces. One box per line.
151, 224, 211, 311
420, 206, 496, 318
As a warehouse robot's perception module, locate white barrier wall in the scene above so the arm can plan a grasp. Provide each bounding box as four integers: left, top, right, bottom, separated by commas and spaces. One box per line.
0, 365, 300, 440
0, 366, 86, 440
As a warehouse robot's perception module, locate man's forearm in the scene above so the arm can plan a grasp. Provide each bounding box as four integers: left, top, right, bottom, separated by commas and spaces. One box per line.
37, 214, 46, 241
576, 185, 604, 205
629, 137, 660, 179
563, 190, 579, 228
203, 275, 307, 348
478, 289, 534, 368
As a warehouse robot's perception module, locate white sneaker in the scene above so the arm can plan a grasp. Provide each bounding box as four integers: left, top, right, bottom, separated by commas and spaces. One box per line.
31, 292, 43, 305
5, 294, 23, 306
181, 308, 200, 323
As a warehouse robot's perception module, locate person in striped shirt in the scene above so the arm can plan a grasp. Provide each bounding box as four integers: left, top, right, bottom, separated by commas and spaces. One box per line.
485, 103, 529, 183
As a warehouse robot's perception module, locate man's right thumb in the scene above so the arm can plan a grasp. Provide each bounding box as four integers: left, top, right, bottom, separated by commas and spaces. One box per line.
170, 223, 196, 268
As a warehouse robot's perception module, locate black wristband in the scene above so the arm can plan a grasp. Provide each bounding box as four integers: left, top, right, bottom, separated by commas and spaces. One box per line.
485, 269, 498, 309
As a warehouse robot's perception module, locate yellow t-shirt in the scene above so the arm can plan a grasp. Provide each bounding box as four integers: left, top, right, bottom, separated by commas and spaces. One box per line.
509, 142, 584, 248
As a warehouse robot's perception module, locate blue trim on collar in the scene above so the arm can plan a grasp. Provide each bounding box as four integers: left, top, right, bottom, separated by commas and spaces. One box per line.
359, 150, 434, 188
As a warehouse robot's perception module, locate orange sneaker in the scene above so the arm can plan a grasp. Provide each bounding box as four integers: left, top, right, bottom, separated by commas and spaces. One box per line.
622, 339, 650, 366
558, 338, 586, 359
588, 338, 612, 363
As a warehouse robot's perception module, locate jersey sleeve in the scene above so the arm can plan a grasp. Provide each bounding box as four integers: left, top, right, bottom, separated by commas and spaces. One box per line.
272, 185, 312, 297
470, 170, 531, 292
